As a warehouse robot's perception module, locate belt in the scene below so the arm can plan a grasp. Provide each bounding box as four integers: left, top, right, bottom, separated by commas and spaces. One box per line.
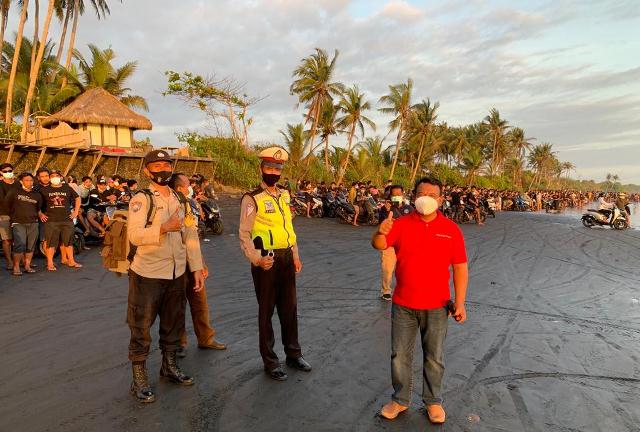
260, 247, 292, 257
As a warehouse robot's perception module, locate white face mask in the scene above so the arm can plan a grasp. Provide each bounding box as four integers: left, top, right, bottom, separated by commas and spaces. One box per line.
51, 177, 62, 186
187, 186, 194, 199
2, 171, 13, 179
415, 196, 439, 216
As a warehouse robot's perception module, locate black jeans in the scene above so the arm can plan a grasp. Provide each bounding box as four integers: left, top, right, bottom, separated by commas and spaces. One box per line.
251, 249, 302, 370
127, 271, 187, 362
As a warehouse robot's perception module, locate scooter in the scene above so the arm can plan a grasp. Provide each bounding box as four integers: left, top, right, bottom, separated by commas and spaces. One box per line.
201, 199, 224, 235
582, 207, 628, 230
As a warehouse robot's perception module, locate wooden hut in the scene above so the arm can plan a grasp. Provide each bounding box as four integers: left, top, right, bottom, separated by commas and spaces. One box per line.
32, 87, 152, 149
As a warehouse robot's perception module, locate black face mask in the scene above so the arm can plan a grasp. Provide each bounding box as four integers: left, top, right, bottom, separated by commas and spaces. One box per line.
262, 173, 280, 187
149, 170, 173, 186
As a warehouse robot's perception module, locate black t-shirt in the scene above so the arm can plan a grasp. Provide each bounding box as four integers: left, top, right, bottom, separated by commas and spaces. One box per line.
466, 192, 478, 206
40, 184, 78, 222
0, 180, 20, 216
451, 192, 461, 206
5, 188, 42, 224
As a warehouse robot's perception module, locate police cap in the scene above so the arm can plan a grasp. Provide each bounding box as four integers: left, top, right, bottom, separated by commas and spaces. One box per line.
259, 146, 288, 169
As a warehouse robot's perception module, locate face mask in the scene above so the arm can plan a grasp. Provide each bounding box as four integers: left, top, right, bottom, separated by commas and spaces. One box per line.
187, 186, 194, 199
391, 196, 403, 206
2, 171, 13, 179
149, 170, 173, 186
113, 181, 119, 187
51, 177, 62, 186
415, 196, 439, 216
262, 173, 280, 187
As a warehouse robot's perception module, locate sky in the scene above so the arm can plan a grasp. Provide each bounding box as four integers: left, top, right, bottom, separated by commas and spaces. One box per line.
8, 0, 640, 182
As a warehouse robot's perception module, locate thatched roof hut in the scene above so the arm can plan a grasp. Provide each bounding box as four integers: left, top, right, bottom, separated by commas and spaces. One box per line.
41, 87, 152, 130
38, 88, 152, 149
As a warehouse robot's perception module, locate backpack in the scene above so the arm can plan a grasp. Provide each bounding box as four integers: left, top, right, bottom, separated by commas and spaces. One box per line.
101, 189, 189, 276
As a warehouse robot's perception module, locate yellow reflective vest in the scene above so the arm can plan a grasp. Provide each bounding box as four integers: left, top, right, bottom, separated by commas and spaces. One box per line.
248, 186, 297, 250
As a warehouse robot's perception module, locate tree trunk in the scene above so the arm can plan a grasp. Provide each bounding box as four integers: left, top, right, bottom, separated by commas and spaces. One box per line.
388, 120, 403, 180
410, 132, 428, 184
0, 5, 10, 72
323, 135, 330, 172
30, 0, 40, 73
305, 96, 323, 158
336, 122, 356, 185
5, 0, 29, 127
240, 106, 249, 148
21, 0, 55, 143
55, 4, 72, 63
61, 0, 79, 89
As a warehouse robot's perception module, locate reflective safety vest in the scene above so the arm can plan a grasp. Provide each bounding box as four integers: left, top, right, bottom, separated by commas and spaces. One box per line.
248, 186, 297, 250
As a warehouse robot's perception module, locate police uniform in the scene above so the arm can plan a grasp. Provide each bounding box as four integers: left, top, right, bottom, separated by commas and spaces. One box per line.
239, 147, 310, 379
126, 150, 204, 403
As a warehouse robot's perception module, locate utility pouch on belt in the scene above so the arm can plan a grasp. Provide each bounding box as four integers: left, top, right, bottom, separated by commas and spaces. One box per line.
253, 237, 274, 257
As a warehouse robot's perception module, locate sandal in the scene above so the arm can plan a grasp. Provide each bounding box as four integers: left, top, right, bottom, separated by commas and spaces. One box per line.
67, 263, 83, 269
12, 271, 23, 276
47, 266, 57, 272
24, 268, 36, 274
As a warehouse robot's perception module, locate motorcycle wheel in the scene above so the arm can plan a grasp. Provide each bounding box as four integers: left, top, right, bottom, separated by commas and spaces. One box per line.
613, 219, 627, 230
581, 216, 595, 228
73, 233, 84, 255
479, 212, 487, 224
211, 220, 224, 235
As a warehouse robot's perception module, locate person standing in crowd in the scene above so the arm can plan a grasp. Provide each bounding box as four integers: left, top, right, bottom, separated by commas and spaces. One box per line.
466, 186, 484, 225
126, 150, 205, 404
168, 173, 227, 357
378, 185, 414, 301
0, 163, 20, 270
34, 168, 50, 192
372, 177, 468, 425
5, 173, 42, 275
39, 170, 82, 271
238, 146, 311, 381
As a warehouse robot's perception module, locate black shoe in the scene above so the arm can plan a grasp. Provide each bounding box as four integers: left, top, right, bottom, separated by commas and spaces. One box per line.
286, 356, 312, 372
176, 346, 187, 358
160, 351, 195, 386
130, 362, 156, 403
381, 294, 392, 301
264, 366, 288, 381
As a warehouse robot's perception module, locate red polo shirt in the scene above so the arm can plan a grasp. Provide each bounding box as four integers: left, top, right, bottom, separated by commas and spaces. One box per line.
385, 211, 467, 310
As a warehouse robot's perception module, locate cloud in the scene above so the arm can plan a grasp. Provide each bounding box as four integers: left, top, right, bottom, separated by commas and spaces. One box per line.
378, 0, 424, 22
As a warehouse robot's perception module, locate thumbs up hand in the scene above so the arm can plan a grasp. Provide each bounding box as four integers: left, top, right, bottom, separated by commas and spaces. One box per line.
378, 211, 394, 236
161, 209, 182, 234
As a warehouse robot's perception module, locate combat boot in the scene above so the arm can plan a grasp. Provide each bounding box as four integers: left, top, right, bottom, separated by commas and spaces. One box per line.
160, 351, 195, 385
130, 362, 156, 403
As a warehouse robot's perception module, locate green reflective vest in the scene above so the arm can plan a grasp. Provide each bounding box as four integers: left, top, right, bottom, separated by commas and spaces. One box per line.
249, 187, 297, 250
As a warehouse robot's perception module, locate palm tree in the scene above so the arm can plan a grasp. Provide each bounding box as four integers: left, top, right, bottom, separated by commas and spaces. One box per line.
406, 99, 439, 184
0, 0, 10, 65
60, 0, 112, 87
360, 135, 385, 183
21, 0, 55, 142
560, 161, 575, 179
335, 85, 375, 185
461, 147, 484, 185
527, 143, 556, 188
378, 78, 412, 180
483, 108, 510, 175
62, 44, 148, 110
316, 99, 339, 172
279, 123, 306, 179
289, 48, 343, 158
509, 127, 534, 160
4, 0, 28, 126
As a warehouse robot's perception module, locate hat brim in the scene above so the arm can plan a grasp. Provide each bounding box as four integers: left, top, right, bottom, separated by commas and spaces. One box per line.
261, 160, 284, 169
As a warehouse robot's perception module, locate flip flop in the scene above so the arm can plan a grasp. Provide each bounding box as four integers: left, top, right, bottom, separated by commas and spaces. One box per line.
24, 268, 36, 274
67, 263, 83, 269
47, 266, 57, 272
12, 271, 23, 276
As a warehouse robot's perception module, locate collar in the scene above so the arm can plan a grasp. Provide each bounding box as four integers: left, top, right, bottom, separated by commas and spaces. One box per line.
261, 182, 281, 198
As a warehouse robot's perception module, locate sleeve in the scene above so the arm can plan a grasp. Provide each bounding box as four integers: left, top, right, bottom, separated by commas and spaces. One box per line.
238, 194, 262, 266
184, 224, 204, 272
450, 224, 468, 264
385, 217, 403, 248
5, 190, 15, 216
127, 193, 161, 247
40, 190, 48, 212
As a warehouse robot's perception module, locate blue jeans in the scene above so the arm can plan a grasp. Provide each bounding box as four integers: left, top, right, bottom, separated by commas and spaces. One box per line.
391, 303, 448, 406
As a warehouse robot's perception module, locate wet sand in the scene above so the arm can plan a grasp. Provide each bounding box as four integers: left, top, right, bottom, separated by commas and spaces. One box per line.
1, 200, 639, 431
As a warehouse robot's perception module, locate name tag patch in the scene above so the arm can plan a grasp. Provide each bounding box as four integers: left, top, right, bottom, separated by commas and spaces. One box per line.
264, 201, 276, 214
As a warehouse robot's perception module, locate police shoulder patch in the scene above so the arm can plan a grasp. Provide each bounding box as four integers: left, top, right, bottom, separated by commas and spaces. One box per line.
132, 201, 142, 213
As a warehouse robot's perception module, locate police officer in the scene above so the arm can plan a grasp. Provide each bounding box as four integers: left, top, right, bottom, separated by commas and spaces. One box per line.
239, 146, 311, 381
378, 185, 413, 300
127, 150, 205, 403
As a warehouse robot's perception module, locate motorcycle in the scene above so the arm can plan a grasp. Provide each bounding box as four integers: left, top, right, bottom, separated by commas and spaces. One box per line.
582, 207, 628, 230
292, 193, 323, 218
456, 204, 487, 224
200, 199, 224, 235
322, 192, 339, 218
334, 193, 379, 225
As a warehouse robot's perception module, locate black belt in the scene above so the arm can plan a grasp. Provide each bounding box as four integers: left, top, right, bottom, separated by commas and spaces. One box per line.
260, 247, 292, 257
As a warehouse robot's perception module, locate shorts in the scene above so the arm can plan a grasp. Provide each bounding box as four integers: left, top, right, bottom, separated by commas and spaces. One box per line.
44, 220, 75, 249
12, 223, 39, 253
0, 215, 12, 241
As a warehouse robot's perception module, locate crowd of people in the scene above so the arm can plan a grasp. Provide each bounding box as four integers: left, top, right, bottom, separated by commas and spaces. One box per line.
0, 162, 219, 275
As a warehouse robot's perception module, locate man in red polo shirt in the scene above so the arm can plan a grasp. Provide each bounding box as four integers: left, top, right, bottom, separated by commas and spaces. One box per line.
372, 176, 468, 425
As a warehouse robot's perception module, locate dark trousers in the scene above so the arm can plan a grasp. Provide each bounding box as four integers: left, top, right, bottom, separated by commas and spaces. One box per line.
180, 270, 216, 347
251, 249, 301, 370
127, 271, 187, 362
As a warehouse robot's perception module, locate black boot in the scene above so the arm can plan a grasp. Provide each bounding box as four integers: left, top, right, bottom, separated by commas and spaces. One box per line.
160, 351, 195, 386
130, 362, 156, 403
